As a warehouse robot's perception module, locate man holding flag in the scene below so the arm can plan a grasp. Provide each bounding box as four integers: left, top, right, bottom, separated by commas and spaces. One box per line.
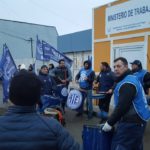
0, 44, 17, 102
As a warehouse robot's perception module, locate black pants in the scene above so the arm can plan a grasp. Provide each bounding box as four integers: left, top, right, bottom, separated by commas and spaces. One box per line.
99, 94, 112, 113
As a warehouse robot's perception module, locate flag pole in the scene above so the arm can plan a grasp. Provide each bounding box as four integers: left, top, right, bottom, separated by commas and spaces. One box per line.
30, 37, 34, 64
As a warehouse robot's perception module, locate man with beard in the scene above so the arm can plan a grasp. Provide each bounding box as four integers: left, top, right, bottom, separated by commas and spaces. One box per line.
102, 57, 150, 150
95, 62, 115, 123
51, 59, 72, 112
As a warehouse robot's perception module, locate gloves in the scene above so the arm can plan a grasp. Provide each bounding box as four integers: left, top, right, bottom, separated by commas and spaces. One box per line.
102, 122, 112, 132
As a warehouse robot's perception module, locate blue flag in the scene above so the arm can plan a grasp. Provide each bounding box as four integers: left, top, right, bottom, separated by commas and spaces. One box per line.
42, 40, 73, 67
36, 36, 49, 61
0, 44, 17, 102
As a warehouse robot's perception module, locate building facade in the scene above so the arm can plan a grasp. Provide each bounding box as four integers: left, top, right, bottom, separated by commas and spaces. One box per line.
58, 29, 92, 80
0, 19, 58, 70
93, 0, 150, 73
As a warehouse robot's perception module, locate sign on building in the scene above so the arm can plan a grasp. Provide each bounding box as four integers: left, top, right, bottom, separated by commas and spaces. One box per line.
106, 0, 150, 34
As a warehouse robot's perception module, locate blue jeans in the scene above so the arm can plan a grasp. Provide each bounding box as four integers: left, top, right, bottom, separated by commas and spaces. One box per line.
76, 91, 87, 113
111, 122, 146, 150
77, 90, 93, 116
86, 90, 93, 116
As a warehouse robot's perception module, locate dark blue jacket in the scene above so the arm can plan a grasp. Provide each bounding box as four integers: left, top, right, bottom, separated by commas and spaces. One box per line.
51, 66, 72, 86
38, 72, 56, 95
0, 105, 80, 150
97, 70, 115, 92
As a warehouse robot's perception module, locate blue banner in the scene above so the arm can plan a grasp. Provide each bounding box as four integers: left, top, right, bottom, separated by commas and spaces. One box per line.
0, 44, 17, 102
36, 36, 49, 61
42, 40, 73, 68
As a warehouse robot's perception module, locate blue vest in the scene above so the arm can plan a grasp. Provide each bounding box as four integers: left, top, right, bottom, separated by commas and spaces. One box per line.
133, 69, 147, 86
79, 68, 92, 89
114, 75, 150, 121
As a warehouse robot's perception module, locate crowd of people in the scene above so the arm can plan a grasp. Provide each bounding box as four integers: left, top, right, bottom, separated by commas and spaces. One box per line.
0, 57, 150, 149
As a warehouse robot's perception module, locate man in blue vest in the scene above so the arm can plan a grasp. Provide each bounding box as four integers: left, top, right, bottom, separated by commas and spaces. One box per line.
130, 60, 150, 105
75, 60, 95, 119
130, 60, 150, 94
102, 57, 150, 150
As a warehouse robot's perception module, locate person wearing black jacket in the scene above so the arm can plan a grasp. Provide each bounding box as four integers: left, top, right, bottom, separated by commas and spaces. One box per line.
102, 57, 150, 150
50, 59, 72, 87
50, 59, 72, 112
95, 62, 115, 122
38, 65, 56, 112
0, 71, 80, 150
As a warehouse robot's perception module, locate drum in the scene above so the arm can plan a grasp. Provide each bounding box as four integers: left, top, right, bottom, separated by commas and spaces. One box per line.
56, 84, 68, 100
67, 89, 83, 110
44, 107, 59, 120
82, 124, 113, 150
41, 95, 60, 110
44, 107, 66, 126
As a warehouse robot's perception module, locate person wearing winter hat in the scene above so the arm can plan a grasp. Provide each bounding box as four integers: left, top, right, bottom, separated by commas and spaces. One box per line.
0, 71, 80, 150
20, 64, 26, 70
75, 60, 95, 119
130, 60, 150, 95
38, 65, 56, 112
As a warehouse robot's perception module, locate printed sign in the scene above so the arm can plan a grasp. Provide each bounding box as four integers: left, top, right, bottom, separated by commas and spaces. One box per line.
67, 89, 82, 109
61, 87, 68, 97
106, 0, 150, 34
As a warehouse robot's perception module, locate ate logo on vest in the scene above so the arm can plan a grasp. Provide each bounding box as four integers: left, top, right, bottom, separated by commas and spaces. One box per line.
61, 87, 68, 97
67, 89, 82, 109
80, 72, 87, 81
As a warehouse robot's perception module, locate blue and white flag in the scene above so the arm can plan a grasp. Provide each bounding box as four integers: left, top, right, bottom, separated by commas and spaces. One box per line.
42, 40, 73, 67
0, 44, 17, 102
36, 36, 49, 61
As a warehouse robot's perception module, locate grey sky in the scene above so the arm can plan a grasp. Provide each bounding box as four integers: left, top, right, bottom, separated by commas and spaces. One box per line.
0, 0, 115, 35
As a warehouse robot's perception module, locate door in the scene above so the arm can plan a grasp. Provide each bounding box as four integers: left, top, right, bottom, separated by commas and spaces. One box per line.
113, 42, 146, 69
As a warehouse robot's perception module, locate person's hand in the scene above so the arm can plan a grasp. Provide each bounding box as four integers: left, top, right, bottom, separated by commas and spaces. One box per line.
61, 80, 67, 84
84, 77, 88, 80
106, 89, 113, 94
102, 122, 112, 132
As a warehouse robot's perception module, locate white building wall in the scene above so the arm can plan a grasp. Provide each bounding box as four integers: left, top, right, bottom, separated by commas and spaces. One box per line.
65, 50, 91, 81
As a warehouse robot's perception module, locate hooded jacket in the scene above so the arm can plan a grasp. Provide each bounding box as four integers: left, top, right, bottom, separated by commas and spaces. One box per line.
0, 105, 80, 150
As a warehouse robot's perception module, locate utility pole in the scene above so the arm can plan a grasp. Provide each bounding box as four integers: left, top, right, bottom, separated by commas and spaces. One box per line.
30, 37, 33, 59
26, 37, 34, 65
